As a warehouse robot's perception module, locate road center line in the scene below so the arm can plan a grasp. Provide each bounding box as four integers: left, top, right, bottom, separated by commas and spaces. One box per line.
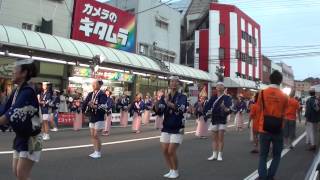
0, 123, 244, 155
243, 131, 307, 180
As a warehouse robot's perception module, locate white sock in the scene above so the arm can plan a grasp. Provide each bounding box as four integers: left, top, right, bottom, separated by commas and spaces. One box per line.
172, 170, 178, 173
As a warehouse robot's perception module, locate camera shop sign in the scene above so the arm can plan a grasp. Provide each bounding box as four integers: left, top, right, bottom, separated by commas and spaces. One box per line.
72, 0, 136, 52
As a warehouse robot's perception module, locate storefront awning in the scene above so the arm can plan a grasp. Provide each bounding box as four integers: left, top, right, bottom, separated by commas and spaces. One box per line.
164, 62, 215, 82
220, 77, 257, 89
0, 25, 214, 82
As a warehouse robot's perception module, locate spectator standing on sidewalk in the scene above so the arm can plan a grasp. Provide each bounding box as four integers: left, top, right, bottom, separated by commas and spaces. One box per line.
256, 70, 288, 180
305, 88, 320, 151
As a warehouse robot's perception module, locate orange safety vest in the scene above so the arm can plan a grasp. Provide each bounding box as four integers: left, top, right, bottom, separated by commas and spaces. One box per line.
249, 103, 259, 132
257, 86, 288, 133
284, 97, 300, 121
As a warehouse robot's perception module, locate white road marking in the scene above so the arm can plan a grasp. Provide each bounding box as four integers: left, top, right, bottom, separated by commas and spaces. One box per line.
0, 122, 245, 155
243, 132, 307, 180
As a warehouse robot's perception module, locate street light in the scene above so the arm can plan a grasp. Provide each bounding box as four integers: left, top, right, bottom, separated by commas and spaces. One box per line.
91, 55, 106, 74
215, 65, 225, 82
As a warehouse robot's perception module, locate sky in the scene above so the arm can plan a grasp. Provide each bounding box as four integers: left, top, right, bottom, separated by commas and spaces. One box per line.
100, 0, 320, 80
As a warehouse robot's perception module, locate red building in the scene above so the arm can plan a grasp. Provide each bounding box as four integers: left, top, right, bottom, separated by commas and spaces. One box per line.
262, 55, 271, 85
195, 3, 262, 96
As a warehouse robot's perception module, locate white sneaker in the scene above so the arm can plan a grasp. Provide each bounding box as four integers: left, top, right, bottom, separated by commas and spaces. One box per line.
217, 152, 223, 161
168, 170, 179, 179
163, 170, 172, 178
207, 151, 217, 161
43, 134, 50, 141
50, 128, 58, 132
89, 152, 101, 159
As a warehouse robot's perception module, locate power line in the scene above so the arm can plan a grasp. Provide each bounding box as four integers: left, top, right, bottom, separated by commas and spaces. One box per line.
135, 0, 175, 15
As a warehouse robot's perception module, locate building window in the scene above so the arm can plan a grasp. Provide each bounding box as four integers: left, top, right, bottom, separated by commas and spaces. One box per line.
236, 50, 241, 59
248, 56, 253, 64
196, 48, 200, 54
139, 44, 149, 56
241, 53, 248, 62
219, 48, 225, 59
253, 38, 257, 47
22, 23, 33, 30
169, 56, 175, 62
156, 19, 168, 30
263, 65, 268, 72
219, 23, 225, 35
34, 25, 41, 32
241, 31, 246, 40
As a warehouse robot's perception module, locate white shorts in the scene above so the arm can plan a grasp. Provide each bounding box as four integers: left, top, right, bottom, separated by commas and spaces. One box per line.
208, 123, 226, 132
13, 151, 41, 163
89, 121, 105, 130
42, 114, 50, 121
160, 132, 183, 144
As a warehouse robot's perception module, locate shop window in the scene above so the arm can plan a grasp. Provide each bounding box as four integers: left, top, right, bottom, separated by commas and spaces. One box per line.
219, 23, 225, 35
22, 22, 33, 30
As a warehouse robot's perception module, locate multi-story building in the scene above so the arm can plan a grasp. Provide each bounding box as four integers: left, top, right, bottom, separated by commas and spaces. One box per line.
107, 0, 181, 63
271, 61, 282, 74
194, 3, 262, 96
0, 0, 214, 99
295, 80, 311, 97
262, 55, 271, 85
0, 0, 74, 90
277, 62, 294, 88
180, 0, 217, 66
0, 0, 74, 38
304, 77, 320, 86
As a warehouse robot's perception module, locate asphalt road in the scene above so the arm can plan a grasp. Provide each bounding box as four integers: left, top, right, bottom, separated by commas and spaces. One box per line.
0, 117, 316, 180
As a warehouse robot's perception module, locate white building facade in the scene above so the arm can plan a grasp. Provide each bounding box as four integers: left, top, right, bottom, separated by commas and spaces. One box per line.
0, 0, 74, 38
107, 0, 181, 63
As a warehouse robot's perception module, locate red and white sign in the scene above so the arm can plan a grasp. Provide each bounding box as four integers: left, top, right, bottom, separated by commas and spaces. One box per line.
72, 0, 136, 52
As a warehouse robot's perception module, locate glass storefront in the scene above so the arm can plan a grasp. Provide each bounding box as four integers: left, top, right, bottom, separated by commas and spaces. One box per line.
68, 67, 134, 97
135, 75, 169, 98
